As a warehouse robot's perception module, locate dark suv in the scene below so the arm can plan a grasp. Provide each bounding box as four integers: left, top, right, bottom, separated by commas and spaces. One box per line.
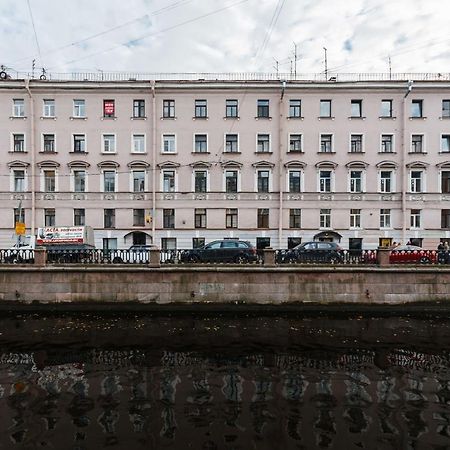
180, 240, 258, 264
279, 241, 343, 263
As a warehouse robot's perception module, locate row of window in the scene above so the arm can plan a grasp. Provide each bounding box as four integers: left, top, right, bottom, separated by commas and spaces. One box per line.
9, 97, 450, 120
9, 167, 450, 194
14, 207, 449, 230
7, 132, 450, 154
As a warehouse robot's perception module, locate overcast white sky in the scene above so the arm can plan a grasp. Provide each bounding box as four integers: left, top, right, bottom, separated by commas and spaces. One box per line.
1, 0, 449, 76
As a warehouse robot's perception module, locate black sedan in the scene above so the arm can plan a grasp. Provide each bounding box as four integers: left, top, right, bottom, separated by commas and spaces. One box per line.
279, 241, 344, 264
180, 240, 258, 264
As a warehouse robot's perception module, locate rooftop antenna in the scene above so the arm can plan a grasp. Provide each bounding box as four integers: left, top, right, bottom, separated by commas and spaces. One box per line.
388, 56, 392, 80
293, 42, 298, 79
289, 58, 293, 77
31, 59, 35, 79
323, 47, 328, 80
273, 58, 279, 78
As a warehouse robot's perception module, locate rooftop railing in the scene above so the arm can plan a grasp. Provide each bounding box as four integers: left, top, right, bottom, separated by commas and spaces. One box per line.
3, 70, 450, 83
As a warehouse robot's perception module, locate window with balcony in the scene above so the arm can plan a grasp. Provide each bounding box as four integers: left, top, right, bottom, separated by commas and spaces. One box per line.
380, 209, 391, 228
43, 134, 55, 153
133, 209, 145, 227
320, 209, 331, 228
411, 134, 424, 153
226, 208, 238, 228
257, 134, 270, 153
133, 171, 145, 192
194, 208, 207, 228
257, 208, 269, 228
133, 99, 145, 118
319, 170, 332, 192
226, 99, 238, 118
194, 134, 208, 153
104, 209, 116, 228
257, 99, 269, 118
74, 170, 86, 192
195, 99, 207, 118
13, 134, 25, 152
289, 134, 302, 152
44, 170, 56, 192
350, 209, 361, 228
163, 170, 175, 192
13, 170, 25, 192
43, 99, 55, 117
163, 209, 175, 228
74, 208, 85, 226
410, 171, 423, 193
225, 134, 238, 153
380, 171, 393, 193
350, 134, 363, 152
319, 100, 331, 117
320, 134, 333, 153
13, 99, 25, 117
289, 209, 301, 228
163, 100, 175, 118
194, 170, 207, 193
73, 134, 86, 153
289, 99, 301, 118
257, 170, 270, 193
381, 134, 393, 153
349, 170, 363, 193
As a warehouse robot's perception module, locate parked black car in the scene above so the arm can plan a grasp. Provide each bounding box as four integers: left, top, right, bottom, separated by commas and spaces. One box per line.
180, 240, 258, 264
279, 241, 344, 263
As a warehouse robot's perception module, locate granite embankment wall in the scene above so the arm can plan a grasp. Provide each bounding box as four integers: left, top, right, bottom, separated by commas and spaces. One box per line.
0, 266, 449, 309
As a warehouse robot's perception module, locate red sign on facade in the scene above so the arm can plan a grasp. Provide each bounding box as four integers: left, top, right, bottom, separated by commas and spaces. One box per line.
103, 100, 115, 117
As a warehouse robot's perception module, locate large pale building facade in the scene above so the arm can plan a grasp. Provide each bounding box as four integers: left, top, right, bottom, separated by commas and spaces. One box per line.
1, 73, 450, 250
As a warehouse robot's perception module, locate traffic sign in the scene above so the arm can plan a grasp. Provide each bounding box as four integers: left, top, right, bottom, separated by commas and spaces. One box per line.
15, 222, 26, 235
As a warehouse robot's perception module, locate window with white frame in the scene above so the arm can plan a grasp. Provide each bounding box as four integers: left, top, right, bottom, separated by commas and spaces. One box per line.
349, 170, 363, 193
226, 99, 238, 118
441, 135, 450, 153
411, 134, 424, 153
225, 170, 238, 193
102, 134, 116, 153
103, 170, 116, 192
257, 134, 270, 153
162, 134, 176, 153
289, 170, 301, 193
43, 134, 55, 152
381, 134, 394, 153
73, 134, 86, 153
43, 99, 55, 117
289, 134, 302, 152
13, 134, 25, 152
194, 100, 207, 118
132, 134, 145, 153
319, 170, 332, 192
132, 170, 145, 192
319, 100, 331, 117
380, 99, 393, 117
350, 134, 363, 153
320, 209, 331, 228
410, 209, 421, 228
162, 170, 175, 192
73, 99, 85, 117
350, 100, 362, 117
194, 170, 207, 193
194, 134, 208, 153
163, 100, 175, 118
289, 99, 301, 118
73, 170, 86, 192
43, 170, 56, 192
13, 99, 24, 117
225, 134, 238, 153
379, 170, 393, 193
380, 209, 391, 228
320, 134, 333, 152
13, 170, 25, 192
442, 100, 450, 118
257, 99, 269, 118
350, 209, 361, 228
257, 170, 270, 193
133, 99, 145, 118
410, 170, 423, 193
411, 99, 423, 118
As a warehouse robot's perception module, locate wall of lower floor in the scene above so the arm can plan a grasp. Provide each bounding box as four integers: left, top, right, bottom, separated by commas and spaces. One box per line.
1, 266, 450, 308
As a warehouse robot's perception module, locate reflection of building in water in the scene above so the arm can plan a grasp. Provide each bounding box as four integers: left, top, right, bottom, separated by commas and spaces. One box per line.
0, 348, 449, 448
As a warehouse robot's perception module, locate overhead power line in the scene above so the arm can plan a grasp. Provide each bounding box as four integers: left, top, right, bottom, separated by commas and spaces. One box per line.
26, 0, 43, 69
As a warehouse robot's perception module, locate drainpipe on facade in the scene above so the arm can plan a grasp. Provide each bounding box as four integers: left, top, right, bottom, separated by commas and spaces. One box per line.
151, 80, 156, 242
278, 81, 286, 248
24, 79, 36, 236
401, 80, 413, 244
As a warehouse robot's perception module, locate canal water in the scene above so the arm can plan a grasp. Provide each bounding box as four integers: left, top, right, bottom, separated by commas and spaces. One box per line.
0, 313, 449, 449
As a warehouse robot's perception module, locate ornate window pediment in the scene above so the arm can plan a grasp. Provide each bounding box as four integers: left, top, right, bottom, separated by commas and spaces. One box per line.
7, 160, 30, 168
68, 160, 90, 168
97, 160, 120, 168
